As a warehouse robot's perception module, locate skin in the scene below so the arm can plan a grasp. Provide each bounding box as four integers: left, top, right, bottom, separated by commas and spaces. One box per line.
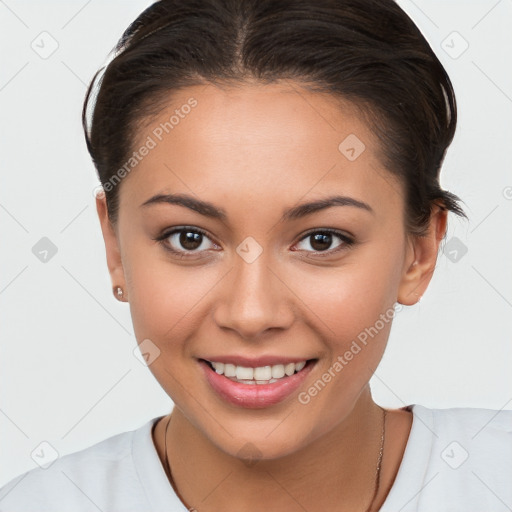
96, 81, 447, 511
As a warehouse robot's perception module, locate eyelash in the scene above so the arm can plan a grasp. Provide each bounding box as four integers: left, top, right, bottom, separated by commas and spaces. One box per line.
153, 226, 216, 259
153, 226, 354, 259
294, 228, 354, 256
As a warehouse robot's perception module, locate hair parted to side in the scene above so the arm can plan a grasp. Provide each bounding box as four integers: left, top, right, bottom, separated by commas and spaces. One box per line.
82, 0, 466, 235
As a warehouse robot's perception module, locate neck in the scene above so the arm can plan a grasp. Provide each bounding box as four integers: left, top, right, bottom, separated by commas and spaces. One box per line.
155, 387, 401, 512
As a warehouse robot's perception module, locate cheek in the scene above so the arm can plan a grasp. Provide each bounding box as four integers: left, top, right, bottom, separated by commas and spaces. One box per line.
291, 270, 393, 392
124, 245, 223, 346
124, 252, 220, 404
281, 245, 403, 397
285, 259, 400, 441
285, 251, 402, 346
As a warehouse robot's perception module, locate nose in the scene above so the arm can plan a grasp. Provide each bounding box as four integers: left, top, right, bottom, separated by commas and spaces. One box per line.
213, 249, 295, 340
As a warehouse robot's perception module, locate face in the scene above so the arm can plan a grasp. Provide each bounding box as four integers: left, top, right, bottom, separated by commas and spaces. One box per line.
98, 81, 443, 460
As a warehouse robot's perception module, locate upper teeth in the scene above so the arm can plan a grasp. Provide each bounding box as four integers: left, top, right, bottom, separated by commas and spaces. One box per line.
210, 361, 307, 380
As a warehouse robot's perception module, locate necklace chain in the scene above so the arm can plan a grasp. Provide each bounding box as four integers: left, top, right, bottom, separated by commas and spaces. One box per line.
163, 407, 386, 512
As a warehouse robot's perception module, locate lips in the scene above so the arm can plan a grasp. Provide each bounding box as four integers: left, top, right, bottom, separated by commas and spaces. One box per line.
199, 358, 317, 408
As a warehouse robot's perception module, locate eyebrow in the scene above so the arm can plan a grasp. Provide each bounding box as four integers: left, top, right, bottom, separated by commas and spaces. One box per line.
140, 193, 374, 222
141, 193, 229, 222
282, 195, 374, 221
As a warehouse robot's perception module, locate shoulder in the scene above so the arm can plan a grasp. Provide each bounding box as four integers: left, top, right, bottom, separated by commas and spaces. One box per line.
381, 404, 512, 511
412, 403, 512, 453
410, 404, 511, 510
427, 403, 512, 429
410, 403, 512, 472
0, 418, 159, 512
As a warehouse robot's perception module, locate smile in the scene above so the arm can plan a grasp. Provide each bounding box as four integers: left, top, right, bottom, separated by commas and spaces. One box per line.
206, 360, 307, 384
199, 358, 317, 408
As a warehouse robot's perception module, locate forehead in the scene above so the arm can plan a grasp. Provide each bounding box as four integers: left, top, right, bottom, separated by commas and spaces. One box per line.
124, 82, 402, 215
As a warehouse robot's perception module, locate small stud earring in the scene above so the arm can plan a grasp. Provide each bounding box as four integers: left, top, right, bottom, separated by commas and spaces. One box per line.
114, 286, 124, 301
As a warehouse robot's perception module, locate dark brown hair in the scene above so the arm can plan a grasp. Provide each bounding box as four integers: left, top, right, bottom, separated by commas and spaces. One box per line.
82, 0, 466, 234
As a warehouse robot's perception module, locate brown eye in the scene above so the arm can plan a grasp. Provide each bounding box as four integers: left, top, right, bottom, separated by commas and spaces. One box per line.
178, 231, 203, 251
309, 233, 333, 251
294, 229, 353, 255
157, 227, 218, 256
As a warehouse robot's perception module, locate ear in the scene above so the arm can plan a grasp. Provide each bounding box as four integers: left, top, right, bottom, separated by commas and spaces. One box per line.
397, 204, 448, 306
96, 191, 127, 300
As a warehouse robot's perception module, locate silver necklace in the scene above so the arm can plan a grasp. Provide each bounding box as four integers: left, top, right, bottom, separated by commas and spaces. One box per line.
163, 407, 386, 512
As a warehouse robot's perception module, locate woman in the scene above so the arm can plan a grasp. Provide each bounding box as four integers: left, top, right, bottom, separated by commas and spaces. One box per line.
1, 0, 510, 511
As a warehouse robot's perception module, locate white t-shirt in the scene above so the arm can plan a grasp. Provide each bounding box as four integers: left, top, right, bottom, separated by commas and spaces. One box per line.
1, 404, 511, 511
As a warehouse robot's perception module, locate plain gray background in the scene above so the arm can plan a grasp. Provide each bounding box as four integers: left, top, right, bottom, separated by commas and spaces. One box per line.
1, 0, 511, 487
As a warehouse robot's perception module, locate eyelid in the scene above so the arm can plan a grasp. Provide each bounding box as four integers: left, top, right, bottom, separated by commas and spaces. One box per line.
292, 228, 354, 256
154, 226, 220, 257
297, 227, 354, 242
154, 226, 354, 259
